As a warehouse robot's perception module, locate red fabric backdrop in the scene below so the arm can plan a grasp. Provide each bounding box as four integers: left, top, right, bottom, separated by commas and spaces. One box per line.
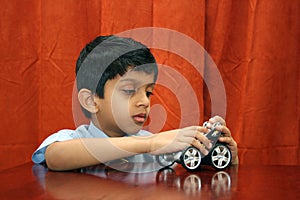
0, 0, 299, 171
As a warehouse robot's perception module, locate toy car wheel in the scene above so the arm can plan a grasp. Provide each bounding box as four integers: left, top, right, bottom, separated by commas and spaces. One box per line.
209, 143, 232, 170
156, 153, 176, 167
181, 146, 201, 171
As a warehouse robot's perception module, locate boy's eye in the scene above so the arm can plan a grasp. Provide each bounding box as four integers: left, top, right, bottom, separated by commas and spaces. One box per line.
122, 89, 136, 95
146, 91, 153, 97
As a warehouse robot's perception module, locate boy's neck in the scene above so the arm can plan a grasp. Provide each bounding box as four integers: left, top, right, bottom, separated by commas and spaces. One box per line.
91, 117, 126, 137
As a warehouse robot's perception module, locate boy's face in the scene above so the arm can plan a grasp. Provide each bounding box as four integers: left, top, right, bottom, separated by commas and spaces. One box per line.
94, 69, 155, 137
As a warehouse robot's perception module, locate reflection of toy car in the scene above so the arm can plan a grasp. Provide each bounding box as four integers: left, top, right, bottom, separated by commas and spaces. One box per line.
156, 168, 232, 196
157, 122, 232, 171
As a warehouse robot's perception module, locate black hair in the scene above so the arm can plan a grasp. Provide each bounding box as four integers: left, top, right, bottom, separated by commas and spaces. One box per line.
76, 35, 158, 118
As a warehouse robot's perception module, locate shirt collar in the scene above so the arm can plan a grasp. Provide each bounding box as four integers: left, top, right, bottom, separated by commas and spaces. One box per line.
87, 121, 109, 138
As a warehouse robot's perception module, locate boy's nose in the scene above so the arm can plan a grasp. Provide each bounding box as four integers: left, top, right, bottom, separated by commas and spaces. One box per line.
135, 93, 150, 108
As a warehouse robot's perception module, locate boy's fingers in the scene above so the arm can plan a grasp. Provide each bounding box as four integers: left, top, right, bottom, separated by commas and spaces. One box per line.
192, 139, 209, 155
178, 125, 213, 151
215, 125, 232, 137
195, 132, 212, 149
196, 126, 208, 133
219, 137, 237, 151
219, 136, 233, 145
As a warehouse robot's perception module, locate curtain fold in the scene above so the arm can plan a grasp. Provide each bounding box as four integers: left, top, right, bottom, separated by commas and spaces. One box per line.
205, 0, 299, 165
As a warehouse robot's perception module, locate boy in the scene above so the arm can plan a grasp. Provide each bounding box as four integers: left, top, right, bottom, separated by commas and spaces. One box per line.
32, 35, 238, 171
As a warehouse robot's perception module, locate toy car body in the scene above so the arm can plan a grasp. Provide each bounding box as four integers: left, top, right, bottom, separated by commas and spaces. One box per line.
157, 122, 232, 171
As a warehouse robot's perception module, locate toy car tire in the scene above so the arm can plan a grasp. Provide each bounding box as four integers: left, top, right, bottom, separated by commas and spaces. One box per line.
208, 143, 232, 170
180, 146, 202, 171
156, 153, 176, 167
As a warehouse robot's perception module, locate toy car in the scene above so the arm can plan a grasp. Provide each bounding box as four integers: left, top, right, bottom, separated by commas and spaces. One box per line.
156, 122, 232, 171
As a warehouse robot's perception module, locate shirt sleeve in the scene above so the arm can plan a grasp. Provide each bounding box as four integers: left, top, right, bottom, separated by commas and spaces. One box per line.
31, 129, 79, 164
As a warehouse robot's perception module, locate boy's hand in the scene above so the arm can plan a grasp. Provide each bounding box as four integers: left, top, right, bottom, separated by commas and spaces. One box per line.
207, 116, 239, 164
148, 126, 212, 156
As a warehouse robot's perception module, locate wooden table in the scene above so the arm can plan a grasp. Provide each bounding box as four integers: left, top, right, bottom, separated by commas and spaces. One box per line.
0, 162, 299, 199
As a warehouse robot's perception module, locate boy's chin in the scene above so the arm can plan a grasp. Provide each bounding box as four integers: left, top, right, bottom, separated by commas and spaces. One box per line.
120, 124, 143, 135
125, 129, 142, 135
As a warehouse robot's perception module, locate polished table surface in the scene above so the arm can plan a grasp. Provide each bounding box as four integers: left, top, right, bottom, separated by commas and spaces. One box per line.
0, 162, 299, 199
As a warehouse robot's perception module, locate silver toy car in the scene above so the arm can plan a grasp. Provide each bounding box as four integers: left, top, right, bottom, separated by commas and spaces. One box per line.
156, 122, 232, 171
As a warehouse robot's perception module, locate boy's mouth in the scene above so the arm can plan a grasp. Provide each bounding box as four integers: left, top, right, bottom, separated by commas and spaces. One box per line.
132, 113, 146, 123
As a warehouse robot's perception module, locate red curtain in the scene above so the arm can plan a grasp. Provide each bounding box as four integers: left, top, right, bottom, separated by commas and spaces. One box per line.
0, 0, 298, 171
205, 0, 299, 165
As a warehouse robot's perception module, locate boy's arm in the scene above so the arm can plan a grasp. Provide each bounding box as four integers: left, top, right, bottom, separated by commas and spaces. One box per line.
45, 126, 212, 171
45, 136, 148, 171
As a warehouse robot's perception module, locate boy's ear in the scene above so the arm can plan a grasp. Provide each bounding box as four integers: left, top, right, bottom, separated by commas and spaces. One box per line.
78, 89, 99, 114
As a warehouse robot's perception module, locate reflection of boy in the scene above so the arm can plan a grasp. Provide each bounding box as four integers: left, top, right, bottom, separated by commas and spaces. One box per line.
32, 35, 237, 171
